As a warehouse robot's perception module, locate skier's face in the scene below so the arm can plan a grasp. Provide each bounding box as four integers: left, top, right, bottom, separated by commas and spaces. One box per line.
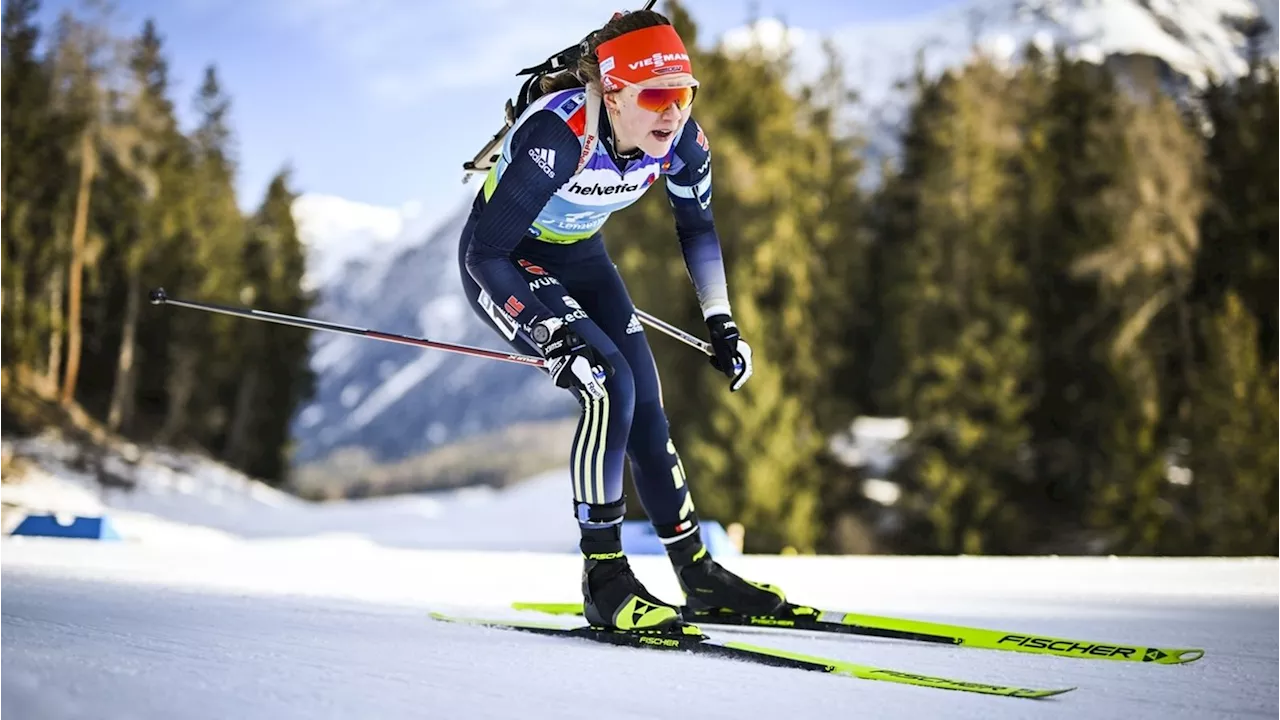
606, 73, 697, 157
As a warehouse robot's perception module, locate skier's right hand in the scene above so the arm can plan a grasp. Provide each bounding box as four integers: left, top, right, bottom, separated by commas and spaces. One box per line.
533, 318, 612, 401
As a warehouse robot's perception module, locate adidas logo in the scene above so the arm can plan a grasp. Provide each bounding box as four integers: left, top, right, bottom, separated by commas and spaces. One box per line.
529, 147, 556, 178
625, 314, 643, 334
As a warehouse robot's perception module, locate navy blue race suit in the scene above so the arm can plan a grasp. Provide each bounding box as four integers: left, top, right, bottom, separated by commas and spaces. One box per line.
458, 86, 727, 537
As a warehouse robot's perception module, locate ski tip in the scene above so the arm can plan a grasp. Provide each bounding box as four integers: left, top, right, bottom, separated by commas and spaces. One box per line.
1140, 647, 1206, 664
513, 601, 585, 616
1022, 687, 1077, 699
1167, 648, 1205, 664
429, 611, 571, 632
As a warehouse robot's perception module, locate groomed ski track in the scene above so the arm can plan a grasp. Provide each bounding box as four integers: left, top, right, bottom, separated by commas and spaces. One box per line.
4, 542, 1275, 720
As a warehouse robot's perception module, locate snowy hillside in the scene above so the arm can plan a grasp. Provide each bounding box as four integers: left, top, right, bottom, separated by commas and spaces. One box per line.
291, 196, 577, 466
2, 437, 1277, 719
1, 431, 580, 552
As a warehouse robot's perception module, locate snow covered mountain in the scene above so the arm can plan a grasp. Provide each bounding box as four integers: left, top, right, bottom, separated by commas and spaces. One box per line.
728, 0, 1271, 176
292, 194, 411, 292
290, 0, 1270, 467
837, 0, 1263, 90
730, 0, 1268, 98
290, 194, 576, 466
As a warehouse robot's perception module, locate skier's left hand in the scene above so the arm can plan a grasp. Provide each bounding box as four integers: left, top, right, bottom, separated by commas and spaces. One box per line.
705, 314, 753, 392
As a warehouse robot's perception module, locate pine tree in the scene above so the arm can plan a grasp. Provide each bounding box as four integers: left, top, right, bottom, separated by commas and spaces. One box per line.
1010, 50, 1144, 547
188, 68, 248, 448
227, 169, 315, 483
864, 67, 947, 418
46, 2, 145, 409
1178, 48, 1279, 555
1, 9, 313, 489
1075, 83, 1207, 554
1195, 60, 1278, 365
2, 0, 75, 384
1181, 293, 1278, 554
157, 65, 244, 446
792, 40, 874, 551
876, 59, 1038, 554
103, 18, 179, 433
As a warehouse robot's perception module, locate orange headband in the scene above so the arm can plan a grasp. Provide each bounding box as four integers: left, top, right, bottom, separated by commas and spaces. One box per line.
597, 24, 693, 91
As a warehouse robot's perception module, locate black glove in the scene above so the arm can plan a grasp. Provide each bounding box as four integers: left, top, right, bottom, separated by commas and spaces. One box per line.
705, 314, 753, 392
533, 318, 612, 400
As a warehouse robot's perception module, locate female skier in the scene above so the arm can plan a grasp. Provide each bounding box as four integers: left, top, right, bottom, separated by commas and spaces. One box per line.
458, 9, 786, 631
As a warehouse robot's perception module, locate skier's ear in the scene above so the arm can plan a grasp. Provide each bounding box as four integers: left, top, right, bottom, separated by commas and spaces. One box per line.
602, 88, 624, 114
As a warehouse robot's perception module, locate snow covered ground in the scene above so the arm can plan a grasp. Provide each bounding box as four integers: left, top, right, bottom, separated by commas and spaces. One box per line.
4, 546, 1276, 720
2, 434, 1277, 719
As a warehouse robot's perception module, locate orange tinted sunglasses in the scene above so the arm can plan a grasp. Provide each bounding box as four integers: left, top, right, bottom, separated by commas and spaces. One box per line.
608, 76, 700, 113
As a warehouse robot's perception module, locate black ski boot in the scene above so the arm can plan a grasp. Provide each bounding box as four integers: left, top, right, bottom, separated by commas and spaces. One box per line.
578, 499, 683, 631
660, 515, 787, 616
582, 556, 684, 630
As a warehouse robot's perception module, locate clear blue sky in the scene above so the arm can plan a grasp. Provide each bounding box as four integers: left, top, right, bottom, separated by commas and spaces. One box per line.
33, 0, 959, 215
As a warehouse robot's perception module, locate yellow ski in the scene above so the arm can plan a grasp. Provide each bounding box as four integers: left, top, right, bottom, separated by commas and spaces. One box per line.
510, 601, 1204, 665
431, 612, 1074, 699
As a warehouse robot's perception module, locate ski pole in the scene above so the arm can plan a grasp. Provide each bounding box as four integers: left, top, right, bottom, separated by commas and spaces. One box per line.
148, 287, 547, 368
634, 308, 712, 356
633, 309, 746, 375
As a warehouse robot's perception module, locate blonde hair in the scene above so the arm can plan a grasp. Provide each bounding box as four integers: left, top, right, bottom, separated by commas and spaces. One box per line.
539, 10, 674, 94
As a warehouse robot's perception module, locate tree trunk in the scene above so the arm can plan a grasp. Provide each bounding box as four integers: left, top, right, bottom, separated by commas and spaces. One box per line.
223, 364, 260, 470
1, 247, 20, 367
0, 87, 7, 358
45, 263, 64, 397
157, 343, 196, 444
107, 264, 141, 432
0, 260, 7, 358
60, 131, 94, 408
0, 220, 6, 345
13, 271, 26, 362
3, 281, 13, 363
1175, 272, 1196, 425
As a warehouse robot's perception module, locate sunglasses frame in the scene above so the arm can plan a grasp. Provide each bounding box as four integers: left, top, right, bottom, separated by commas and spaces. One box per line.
604, 75, 700, 114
